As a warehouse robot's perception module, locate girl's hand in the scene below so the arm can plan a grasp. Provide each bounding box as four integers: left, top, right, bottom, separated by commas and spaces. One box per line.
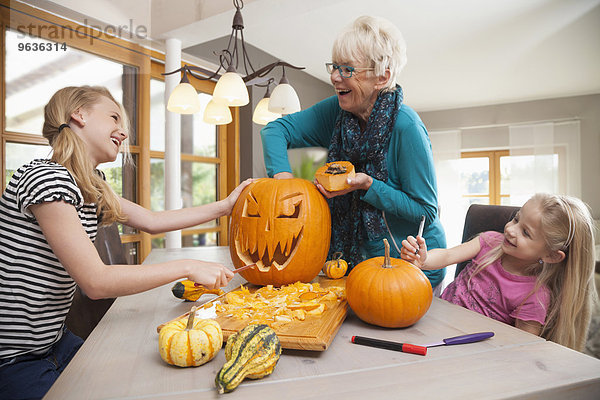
223, 178, 254, 214
315, 172, 373, 199
401, 235, 428, 268
187, 261, 235, 289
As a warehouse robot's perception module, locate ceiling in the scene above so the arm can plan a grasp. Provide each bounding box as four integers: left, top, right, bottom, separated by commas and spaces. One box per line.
37, 0, 600, 111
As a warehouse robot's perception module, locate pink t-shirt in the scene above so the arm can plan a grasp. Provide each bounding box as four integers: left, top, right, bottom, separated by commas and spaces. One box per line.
441, 231, 550, 326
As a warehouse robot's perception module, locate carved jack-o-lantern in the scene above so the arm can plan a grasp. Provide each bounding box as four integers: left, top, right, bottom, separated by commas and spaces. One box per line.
229, 178, 331, 286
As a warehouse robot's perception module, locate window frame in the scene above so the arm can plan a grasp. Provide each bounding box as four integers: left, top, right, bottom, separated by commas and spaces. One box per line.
148, 61, 231, 248
461, 147, 565, 206
460, 150, 509, 205
1, 1, 239, 261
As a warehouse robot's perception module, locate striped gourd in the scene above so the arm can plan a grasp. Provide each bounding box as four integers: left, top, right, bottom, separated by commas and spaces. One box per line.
215, 324, 281, 393
159, 307, 223, 367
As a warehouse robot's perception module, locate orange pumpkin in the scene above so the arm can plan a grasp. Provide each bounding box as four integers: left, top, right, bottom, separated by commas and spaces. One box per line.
315, 161, 355, 192
346, 239, 432, 328
229, 178, 331, 286
322, 252, 348, 279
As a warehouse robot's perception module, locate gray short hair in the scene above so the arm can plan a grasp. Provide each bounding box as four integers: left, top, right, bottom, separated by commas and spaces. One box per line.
332, 16, 407, 92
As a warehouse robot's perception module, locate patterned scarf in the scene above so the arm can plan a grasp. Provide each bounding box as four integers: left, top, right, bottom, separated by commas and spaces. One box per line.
327, 85, 403, 269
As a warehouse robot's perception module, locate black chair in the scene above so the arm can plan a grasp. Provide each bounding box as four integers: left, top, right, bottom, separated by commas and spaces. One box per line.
65, 223, 126, 339
455, 204, 520, 277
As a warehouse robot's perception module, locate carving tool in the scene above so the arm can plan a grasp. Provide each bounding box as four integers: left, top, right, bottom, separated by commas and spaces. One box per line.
193, 264, 255, 288
415, 215, 425, 254
232, 263, 256, 274
423, 332, 494, 348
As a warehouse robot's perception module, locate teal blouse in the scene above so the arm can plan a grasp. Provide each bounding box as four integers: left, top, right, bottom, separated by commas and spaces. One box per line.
261, 95, 447, 288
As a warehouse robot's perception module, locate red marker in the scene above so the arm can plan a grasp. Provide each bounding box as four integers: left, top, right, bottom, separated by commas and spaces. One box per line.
351, 336, 427, 356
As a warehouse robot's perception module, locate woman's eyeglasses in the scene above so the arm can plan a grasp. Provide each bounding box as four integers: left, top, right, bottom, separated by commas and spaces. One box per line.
325, 63, 374, 78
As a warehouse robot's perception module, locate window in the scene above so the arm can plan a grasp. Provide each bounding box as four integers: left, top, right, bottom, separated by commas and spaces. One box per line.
432, 122, 578, 253
460, 148, 563, 207
148, 64, 230, 250
1, 2, 239, 262
3, 22, 141, 263
5, 142, 52, 186
459, 150, 509, 206
4, 30, 136, 138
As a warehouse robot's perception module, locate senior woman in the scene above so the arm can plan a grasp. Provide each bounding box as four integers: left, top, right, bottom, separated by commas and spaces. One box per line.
261, 16, 447, 290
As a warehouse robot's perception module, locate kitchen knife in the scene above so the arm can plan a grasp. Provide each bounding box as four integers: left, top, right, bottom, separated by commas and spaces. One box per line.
232, 263, 256, 274
424, 332, 494, 348
193, 264, 256, 289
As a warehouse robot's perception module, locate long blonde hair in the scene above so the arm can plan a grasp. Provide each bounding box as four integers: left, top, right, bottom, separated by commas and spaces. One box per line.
469, 193, 597, 351
42, 86, 128, 225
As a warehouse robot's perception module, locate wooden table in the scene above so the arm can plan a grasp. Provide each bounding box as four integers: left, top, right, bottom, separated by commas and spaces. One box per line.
45, 247, 600, 399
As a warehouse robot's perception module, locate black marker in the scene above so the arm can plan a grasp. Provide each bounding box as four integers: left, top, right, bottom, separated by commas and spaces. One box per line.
351, 336, 427, 356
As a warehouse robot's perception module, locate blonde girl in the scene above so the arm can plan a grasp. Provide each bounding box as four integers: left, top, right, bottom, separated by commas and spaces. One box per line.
401, 193, 597, 351
0, 86, 252, 399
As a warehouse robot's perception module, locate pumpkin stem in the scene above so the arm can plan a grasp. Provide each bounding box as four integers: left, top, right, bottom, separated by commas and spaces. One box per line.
185, 306, 198, 331
333, 251, 343, 268
383, 238, 391, 268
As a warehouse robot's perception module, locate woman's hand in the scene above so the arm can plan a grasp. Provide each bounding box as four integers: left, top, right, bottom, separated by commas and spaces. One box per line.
187, 261, 235, 289
400, 235, 428, 268
274, 172, 294, 179
223, 178, 254, 215
315, 172, 373, 199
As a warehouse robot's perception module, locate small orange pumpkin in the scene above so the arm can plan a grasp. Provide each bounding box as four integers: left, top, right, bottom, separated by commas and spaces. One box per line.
346, 239, 432, 328
315, 161, 355, 192
229, 178, 331, 286
322, 252, 348, 279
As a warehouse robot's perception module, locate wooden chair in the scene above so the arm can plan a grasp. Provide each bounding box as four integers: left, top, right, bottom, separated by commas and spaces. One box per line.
65, 223, 126, 339
455, 204, 520, 277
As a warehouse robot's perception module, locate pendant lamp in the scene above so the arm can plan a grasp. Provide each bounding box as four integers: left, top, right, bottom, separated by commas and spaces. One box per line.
212, 65, 249, 106
252, 79, 281, 125
203, 99, 233, 125
166, 70, 202, 114
162, 0, 305, 123
268, 68, 301, 114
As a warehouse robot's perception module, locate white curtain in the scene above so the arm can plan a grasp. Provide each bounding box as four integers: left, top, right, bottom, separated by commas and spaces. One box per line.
508, 121, 580, 205
430, 130, 463, 248
430, 130, 462, 289
555, 120, 582, 197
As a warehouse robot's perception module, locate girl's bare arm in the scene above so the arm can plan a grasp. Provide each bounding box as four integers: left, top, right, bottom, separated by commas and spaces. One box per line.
118, 178, 253, 234
30, 201, 234, 300
401, 236, 481, 270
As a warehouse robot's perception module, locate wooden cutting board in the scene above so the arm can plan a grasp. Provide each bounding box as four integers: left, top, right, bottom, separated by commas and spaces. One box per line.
157, 276, 348, 351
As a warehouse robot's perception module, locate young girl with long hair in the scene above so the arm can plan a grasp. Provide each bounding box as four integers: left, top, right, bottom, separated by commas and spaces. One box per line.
401, 193, 597, 351
0, 86, 252, 399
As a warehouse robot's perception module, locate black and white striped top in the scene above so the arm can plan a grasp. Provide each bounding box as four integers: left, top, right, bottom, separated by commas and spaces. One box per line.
0, 159, 99, 359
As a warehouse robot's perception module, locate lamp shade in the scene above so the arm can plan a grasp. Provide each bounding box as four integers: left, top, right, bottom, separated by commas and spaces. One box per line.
268, 82, 300, 114
212, 71, 249, 106
167, 82, 202, 114
252, 97, 281, 125
203, 99, 232, 125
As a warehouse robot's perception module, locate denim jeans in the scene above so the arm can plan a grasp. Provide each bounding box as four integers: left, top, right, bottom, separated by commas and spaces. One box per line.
0, 328, 83, 400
